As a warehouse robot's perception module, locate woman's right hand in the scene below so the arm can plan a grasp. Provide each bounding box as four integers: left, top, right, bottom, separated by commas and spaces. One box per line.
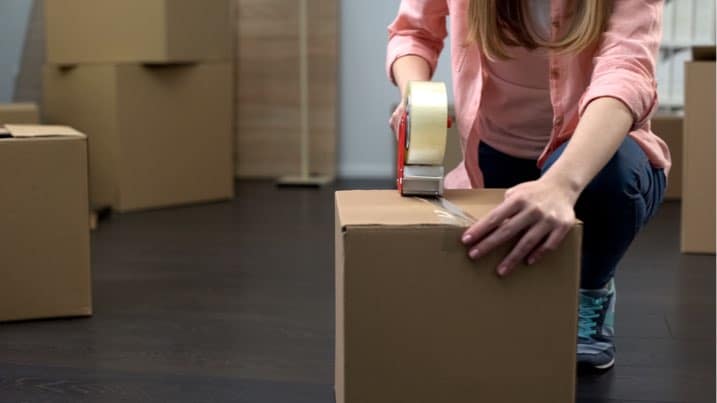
389, 101, 406, 140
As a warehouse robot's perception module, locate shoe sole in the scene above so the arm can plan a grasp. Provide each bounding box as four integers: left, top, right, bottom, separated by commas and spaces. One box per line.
577, 357, 615, 374
594, 357, 615, 370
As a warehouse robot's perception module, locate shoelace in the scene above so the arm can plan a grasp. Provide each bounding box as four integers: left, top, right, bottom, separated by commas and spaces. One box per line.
578, 295, 605, 339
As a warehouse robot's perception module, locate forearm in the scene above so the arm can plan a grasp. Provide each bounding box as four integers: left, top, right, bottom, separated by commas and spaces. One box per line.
392, 55, 432, 100
542, 97, 634, 197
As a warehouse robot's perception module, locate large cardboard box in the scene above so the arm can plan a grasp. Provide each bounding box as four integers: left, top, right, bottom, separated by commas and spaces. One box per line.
335, 190, 581, 403
43, 63, 234, 212
0, 124, 91, 322
651, 115, 683, 200
45, 0, 233, 64
682, 47, 716, 254
0, 103, 39, 125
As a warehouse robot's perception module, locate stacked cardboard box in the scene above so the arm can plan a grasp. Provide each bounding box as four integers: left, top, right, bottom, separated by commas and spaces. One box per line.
0, 124, 91, 322
0, 103, 39, 125
43, 0, 235, 212
681, 47, 716, 254
335, 189, 582, 402
651, 115, 683, 200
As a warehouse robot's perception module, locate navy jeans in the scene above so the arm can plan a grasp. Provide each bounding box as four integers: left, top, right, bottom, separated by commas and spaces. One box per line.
478, 138, 666, 289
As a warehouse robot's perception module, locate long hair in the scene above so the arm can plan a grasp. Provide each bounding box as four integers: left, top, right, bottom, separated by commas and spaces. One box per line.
467, 0, 612, 60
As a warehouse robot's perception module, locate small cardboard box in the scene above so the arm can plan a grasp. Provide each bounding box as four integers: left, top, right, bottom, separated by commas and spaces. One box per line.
45, 0, 233, 64
0, 103, 39, 125
682, 47, 715, 254
43, 63, 234, 212
335, 190, 581, 403
651, 115, 683, 200
0, 125, 91, 322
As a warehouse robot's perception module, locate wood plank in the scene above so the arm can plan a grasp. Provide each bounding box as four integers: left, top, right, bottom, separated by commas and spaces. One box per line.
236, 0, 337, 178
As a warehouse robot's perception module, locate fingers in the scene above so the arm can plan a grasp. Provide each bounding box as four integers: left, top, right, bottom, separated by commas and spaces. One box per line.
389, 103, 406, 139
390, 113, 400, 138
496, 221, 552, 277
462, 199, 523, 247
526, 223, 572, 265
462, 180, 576, 277
465, 202, 540, 260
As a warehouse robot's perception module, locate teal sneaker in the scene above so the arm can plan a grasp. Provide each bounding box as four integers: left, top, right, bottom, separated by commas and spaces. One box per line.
577, 279, 616, 372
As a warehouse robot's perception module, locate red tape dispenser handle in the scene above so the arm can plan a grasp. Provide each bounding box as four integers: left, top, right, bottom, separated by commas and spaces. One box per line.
396, 109, 409, 193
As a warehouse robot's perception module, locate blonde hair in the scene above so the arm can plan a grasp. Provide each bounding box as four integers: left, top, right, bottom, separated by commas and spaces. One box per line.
467, 0, 612, 60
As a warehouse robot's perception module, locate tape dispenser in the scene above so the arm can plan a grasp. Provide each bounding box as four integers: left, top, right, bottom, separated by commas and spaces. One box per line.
396, 81, 451, 197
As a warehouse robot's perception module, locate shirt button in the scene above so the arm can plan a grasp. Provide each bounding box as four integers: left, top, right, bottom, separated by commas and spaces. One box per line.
550, 68, 560, 79
554, 116, 564, 126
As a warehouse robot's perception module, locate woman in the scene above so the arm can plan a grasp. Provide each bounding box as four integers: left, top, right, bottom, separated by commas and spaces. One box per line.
387, 0, 670, 371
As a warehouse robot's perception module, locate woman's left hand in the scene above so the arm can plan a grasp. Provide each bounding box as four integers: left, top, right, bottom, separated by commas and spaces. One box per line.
461, 178, 579, 277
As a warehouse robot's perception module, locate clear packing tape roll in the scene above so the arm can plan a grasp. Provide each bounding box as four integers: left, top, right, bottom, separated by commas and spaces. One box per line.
405, 81, 448, 165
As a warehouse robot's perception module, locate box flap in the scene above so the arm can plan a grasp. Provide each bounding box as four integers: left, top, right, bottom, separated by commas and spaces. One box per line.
4, 124, 85, 138
692, 46, 716, 61
335, 189, 506, 228
0, 102, 38, 112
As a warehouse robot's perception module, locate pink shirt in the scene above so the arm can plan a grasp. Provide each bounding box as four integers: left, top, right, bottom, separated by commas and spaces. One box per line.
386, 0, 671, 189
480, 45, 553, 159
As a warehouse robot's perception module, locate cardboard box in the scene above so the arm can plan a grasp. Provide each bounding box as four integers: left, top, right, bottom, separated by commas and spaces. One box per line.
43, 63, 234, 212
651, 115, 683, 200
0, 124, 91, 322
335, 190, 581, 403
45, 0, 233, 64
0, 103, 39, 125
682, 47, 716, 254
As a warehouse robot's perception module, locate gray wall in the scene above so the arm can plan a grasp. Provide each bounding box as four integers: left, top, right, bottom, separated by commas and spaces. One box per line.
0, 0, 33, 102
14, 0, 45, 104
339, 1, 454, 178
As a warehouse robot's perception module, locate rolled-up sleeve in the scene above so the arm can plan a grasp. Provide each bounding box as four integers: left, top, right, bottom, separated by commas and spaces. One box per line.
386, 0, 448, 85
578, 0, 662, 130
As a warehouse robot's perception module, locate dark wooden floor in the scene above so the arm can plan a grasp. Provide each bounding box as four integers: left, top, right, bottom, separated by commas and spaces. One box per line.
1, 180, 714, 403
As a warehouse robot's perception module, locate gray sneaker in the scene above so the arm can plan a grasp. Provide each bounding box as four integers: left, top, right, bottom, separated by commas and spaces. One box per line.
577, 279, 616, 372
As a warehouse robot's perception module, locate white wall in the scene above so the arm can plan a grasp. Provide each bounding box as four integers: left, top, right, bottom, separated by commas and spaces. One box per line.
0, 0, 33, 102
339, 1, 453, 178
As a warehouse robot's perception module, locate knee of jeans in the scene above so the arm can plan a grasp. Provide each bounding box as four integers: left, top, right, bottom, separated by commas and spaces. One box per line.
582, 153, 643, 203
